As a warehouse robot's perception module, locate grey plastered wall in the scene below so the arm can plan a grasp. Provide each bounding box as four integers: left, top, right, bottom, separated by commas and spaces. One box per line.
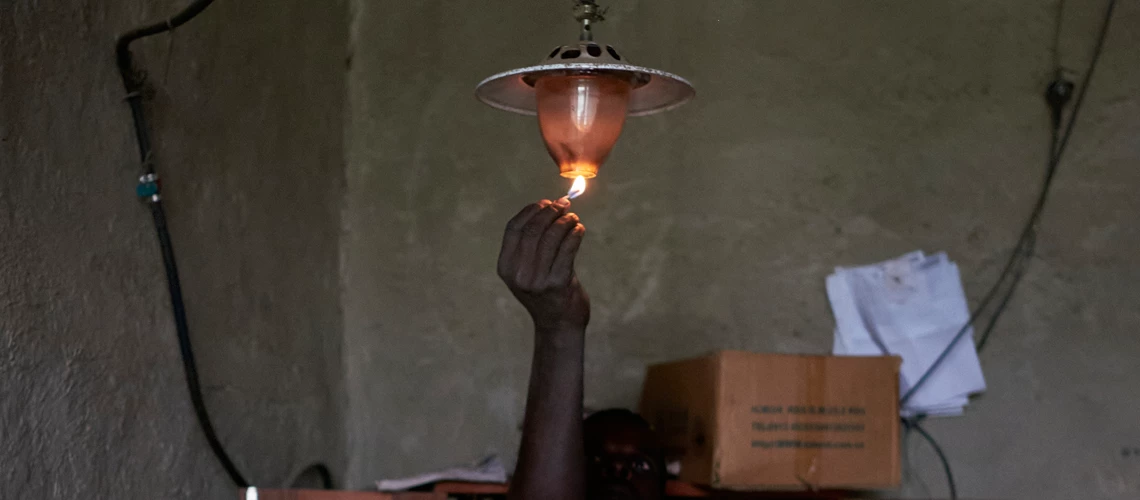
2, 0, 347, 498
344, 0, 1140, 498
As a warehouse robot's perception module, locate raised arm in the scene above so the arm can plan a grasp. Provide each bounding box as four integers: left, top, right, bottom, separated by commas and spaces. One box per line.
497, 198, 589, 500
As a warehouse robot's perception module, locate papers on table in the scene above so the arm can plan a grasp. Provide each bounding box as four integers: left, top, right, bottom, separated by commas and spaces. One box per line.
375, 455, 507, 491
827, 251, 986, 417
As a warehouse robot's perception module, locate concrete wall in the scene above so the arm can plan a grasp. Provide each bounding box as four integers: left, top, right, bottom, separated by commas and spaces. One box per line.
3, 0, 1138, 498
1, 0, 347, 498
345, 0, 1140, 498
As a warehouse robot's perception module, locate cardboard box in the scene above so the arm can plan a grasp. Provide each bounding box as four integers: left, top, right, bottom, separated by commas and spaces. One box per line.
639, 351, 901, 491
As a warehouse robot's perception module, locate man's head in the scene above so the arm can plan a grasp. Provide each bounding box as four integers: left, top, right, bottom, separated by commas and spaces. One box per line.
583, 409, 666, 500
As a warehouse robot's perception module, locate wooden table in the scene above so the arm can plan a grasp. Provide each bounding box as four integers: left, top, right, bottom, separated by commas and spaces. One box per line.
244, 481, 852, 499
241, 490, 443, 500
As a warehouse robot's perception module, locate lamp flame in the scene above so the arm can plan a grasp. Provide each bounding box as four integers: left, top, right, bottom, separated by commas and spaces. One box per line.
567, 175, 587, 199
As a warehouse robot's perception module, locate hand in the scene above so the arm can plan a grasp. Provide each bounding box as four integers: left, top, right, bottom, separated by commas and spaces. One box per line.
498, 198, 589, 332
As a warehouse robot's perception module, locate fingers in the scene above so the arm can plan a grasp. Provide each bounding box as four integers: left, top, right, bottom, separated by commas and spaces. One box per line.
514, 199, 569, 286
534, 212, 580, 284
549, 223, 585, 286
498, 198, 587, 291
498, 200, 551, 278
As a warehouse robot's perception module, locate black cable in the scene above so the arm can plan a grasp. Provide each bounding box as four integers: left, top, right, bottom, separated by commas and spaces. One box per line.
115, 0, 249, 488
316, 464, 335, 490
149, 201, 249, 489
900, 426, 926, 497
905, 417, 958, 500
1047, 1, 1116, 172
901, 0, 1117, 405
115, 0, 217, 91
973, 123, 1055, 352
973, 239, 1034, 352
1051, 0, 1068, 74
291, 463, 336, 490
975, 0, 1114, 354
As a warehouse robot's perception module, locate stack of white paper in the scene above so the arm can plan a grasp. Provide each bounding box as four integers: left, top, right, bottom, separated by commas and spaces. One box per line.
827, 251, 986, 417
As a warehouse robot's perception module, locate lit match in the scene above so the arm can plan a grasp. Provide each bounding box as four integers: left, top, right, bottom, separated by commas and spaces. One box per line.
567, 175, 587, 199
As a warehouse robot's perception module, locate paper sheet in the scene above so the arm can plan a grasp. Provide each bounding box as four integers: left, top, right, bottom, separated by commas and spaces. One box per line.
828, 251, 986, 417
375, 455, 506, 491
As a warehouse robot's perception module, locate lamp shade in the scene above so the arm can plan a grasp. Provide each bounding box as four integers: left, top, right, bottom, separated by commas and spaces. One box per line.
476, 41, 694, 117
476, 39, 693, 179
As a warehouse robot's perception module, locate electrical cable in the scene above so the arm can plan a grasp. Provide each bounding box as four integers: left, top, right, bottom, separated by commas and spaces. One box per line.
1051, 0, 1068, 73
115, 0, 247, 488
973, 239, 1034, 352
900, 422, 932, 498
118, 2, 337, 487
904, 417, 958, 500
1048, 0, 1116, 172
974, 0, 1115, 352
291, 462, 336, 489
900, 0, 1117, 406
973, 124, 1054, 352
896, 4, 1115, 496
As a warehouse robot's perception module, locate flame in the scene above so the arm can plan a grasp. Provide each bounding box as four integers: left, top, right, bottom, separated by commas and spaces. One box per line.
567, 175, 587, 199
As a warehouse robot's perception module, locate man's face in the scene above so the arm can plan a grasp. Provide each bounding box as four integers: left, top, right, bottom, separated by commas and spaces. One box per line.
584, 418, 665, 500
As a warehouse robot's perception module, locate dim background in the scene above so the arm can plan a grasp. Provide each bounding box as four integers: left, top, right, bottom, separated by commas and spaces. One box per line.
2, 0, 1138, 498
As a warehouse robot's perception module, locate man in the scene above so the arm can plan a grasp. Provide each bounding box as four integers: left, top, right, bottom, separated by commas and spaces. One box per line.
497, 198, 665, 500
